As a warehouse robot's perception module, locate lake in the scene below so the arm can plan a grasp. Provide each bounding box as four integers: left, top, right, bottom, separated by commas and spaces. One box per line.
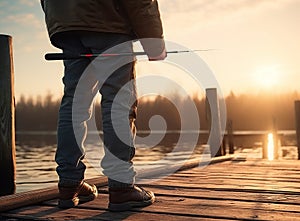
15, 130, 298, 193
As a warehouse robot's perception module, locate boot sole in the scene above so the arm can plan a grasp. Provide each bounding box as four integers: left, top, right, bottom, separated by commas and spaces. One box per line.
58, 197, 80, 209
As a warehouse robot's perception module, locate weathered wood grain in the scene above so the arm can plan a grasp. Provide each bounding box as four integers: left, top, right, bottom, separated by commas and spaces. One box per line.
1, 155, 300, 220
1, 205, 239, 221
42, 192, 300, 221
0, 34, 16, 196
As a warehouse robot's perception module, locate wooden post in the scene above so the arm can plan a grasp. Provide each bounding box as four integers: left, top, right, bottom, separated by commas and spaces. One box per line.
222, 138, 226, 155
206, 88, 223, 157
0, 35, 16, 196
295, 101, 300, 160
227, 120, 234, 154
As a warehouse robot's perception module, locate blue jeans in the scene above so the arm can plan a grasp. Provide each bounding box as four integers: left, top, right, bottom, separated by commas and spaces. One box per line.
54, 31, 137, 188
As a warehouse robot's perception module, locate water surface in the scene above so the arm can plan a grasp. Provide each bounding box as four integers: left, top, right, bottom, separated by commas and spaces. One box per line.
15, 131, 297, 192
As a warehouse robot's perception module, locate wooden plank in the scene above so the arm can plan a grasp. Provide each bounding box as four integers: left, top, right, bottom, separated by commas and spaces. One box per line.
173, 166, 300, 180
176, 161, 300, 177
147, 177, 300, 193
185, 170, 300, 180
2, 205, 238, 221
179, 166, 300, 176
141, 183, 300, 199
152, 175, 300, 190
134, 186, 300, 205
43, 192, 300, 221
173, 170, 300, 180
167, 176, 300, 190
0, 34, 16, 196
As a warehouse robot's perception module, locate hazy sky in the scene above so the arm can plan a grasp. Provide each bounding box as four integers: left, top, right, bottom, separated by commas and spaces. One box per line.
0, 0, 299, 101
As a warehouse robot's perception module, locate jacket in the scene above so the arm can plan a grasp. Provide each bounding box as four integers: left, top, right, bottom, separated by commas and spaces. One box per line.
41, 0, 164, 46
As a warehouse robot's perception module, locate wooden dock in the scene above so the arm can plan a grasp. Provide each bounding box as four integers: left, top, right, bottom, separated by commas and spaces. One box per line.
1, 156, 300, 221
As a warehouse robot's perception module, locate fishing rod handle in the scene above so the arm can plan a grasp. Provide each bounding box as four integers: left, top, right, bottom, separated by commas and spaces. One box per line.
45, 53, 81, 60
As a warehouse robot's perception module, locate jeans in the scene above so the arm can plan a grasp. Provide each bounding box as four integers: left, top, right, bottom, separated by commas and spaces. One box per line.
54, 31, 137, 188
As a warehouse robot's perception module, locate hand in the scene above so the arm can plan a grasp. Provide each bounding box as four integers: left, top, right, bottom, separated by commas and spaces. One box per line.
148, 48, 167, 61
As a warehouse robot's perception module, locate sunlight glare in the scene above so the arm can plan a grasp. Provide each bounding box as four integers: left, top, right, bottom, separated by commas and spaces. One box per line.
253, 65, 281, 89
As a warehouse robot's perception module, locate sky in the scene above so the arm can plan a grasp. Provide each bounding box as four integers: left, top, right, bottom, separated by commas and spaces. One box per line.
0, 0, 300, 101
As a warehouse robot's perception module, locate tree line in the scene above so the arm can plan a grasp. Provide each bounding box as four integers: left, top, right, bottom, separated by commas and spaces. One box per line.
15, 91, 300, 131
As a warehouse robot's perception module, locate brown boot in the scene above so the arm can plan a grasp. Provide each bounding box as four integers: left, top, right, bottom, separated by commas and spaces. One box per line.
58, 181, 98, 208
108, 185, 155, 212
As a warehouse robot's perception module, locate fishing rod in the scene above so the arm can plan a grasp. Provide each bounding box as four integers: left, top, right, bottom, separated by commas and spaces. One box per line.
44, 49, 215, 61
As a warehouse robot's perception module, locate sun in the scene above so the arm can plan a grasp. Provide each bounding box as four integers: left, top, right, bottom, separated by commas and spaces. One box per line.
253, 65, 281, 89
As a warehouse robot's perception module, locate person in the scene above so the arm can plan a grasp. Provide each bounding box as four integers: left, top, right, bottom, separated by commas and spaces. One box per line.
40, 0, 166, 212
